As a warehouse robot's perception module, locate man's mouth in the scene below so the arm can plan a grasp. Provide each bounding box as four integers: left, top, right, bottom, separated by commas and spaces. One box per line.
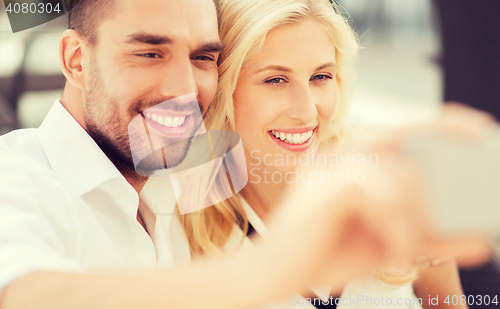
141, 111, 193, 138
143, 112, 186, 128
269, 128, 315, 145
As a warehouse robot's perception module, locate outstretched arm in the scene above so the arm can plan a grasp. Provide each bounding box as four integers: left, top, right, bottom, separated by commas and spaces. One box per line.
414, 260, 468, 309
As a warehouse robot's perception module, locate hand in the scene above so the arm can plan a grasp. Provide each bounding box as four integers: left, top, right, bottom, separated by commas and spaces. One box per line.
251, 103, 493, 300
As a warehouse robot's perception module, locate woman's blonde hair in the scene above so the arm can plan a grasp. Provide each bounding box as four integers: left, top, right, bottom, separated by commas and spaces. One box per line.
179, 0, 422, 286
206, 0, 358, 138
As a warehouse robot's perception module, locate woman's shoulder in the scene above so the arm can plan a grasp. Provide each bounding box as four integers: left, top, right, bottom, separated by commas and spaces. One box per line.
339, 276, 423, 309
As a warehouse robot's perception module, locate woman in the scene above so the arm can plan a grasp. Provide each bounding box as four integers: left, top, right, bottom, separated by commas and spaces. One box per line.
180, 0, 467, 308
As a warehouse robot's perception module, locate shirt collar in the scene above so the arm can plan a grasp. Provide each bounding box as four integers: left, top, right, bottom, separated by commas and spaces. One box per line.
240, 197, 331, 301
239, 197, 271, 239
38, 100, 135, 198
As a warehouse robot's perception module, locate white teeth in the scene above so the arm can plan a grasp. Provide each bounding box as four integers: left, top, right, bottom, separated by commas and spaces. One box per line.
146, 113, 187, 128
301, 133, 308, 143
271, 129, 315, 145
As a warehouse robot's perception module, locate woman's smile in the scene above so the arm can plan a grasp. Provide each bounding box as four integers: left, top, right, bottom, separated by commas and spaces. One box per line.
268, 126, 317, 152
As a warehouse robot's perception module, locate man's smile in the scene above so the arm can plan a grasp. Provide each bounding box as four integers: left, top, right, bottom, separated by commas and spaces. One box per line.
141, 112, 191, 137
143, 111, 188, 128
137, 93, 201, 138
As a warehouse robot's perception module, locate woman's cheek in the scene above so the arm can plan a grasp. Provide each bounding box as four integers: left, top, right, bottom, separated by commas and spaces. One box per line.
320, 93, 337, 121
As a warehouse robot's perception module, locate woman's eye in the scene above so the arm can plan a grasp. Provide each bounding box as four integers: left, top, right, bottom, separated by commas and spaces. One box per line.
311, 74, 333, 81
265, 77, 286, 84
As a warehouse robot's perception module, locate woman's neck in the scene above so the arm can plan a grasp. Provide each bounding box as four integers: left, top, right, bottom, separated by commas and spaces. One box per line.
240, 168, 289, 221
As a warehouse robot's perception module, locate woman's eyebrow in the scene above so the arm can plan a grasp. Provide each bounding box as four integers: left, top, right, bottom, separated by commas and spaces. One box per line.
255, 62, 337, 74
315, 62, 337, 71
255, 65, 293, 73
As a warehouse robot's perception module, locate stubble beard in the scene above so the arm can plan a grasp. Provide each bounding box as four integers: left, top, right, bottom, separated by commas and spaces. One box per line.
82, 61, 198, 183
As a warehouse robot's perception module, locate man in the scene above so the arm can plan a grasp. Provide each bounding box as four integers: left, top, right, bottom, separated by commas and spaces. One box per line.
0, 0, 491, 308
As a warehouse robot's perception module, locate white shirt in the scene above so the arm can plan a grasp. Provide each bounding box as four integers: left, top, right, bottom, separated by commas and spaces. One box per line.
0, 101, 191, 295
225, 198, 424, 309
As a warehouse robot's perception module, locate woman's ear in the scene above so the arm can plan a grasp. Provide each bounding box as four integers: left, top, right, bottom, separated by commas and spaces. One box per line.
59, 29, 86, 90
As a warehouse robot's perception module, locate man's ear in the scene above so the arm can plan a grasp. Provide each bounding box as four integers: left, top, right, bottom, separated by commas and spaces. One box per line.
59, 29, 87, 90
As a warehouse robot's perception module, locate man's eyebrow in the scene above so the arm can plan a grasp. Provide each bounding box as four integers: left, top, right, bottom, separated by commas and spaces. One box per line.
194, 41, 225, 53
125, 33, 173, 45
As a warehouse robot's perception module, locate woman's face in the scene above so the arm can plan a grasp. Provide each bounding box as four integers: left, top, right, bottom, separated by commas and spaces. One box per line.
233, 19, 337, 172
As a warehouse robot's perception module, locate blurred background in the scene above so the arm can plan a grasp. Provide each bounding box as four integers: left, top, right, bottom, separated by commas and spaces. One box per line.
1, 0, 499, 305
342, 0, 442, 130
0, 0, 66, 134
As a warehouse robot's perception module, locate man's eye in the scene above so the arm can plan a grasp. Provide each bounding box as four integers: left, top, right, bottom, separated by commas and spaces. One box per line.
139, 53, 161, 59
311, 74, 333, 81
192, 55, 215, 61
264, 77, 286, 84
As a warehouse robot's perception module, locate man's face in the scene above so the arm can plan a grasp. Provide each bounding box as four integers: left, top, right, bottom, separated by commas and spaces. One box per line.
82, 0, 221, 176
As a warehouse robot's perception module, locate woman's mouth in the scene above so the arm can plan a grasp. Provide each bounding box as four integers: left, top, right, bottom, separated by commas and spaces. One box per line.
270, 129, 314, 144
268, 127, 316, 152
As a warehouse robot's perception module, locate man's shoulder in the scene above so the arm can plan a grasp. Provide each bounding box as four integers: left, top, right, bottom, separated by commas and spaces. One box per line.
0, 128, 63, 193
0, 128, 51, 171
0, 144, 80, 218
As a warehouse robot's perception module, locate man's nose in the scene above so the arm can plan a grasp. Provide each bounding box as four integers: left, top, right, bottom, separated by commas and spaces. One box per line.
286, 83, 318, 124
159, 57, 198, 100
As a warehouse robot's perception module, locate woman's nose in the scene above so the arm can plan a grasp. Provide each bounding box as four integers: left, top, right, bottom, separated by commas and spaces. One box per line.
285, 84, 318, 124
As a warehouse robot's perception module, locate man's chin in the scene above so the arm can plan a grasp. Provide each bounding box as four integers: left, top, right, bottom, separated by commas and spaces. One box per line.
133, 140, 192, 176
135, 157, 181, 175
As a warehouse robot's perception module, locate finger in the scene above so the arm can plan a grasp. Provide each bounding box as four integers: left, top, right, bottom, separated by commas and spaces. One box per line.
429, 255, 455, 267
419, 235, 493, 268
367, 104, 498, 154
413, 254, 454, 267
437, 103, 498, 139
442, 102, 497, 123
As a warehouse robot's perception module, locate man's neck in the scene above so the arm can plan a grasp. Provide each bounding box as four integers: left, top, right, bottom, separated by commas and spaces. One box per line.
60, 83, 88, 131
61, 84, 149, 196
122, 170, 149, 195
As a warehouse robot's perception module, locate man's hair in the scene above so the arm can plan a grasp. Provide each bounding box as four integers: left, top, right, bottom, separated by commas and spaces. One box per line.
65, 0, 116, 44
66, 0, 220, 45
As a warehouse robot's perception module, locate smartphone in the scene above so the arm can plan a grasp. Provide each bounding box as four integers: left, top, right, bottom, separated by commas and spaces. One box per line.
406, 129, 500, 237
